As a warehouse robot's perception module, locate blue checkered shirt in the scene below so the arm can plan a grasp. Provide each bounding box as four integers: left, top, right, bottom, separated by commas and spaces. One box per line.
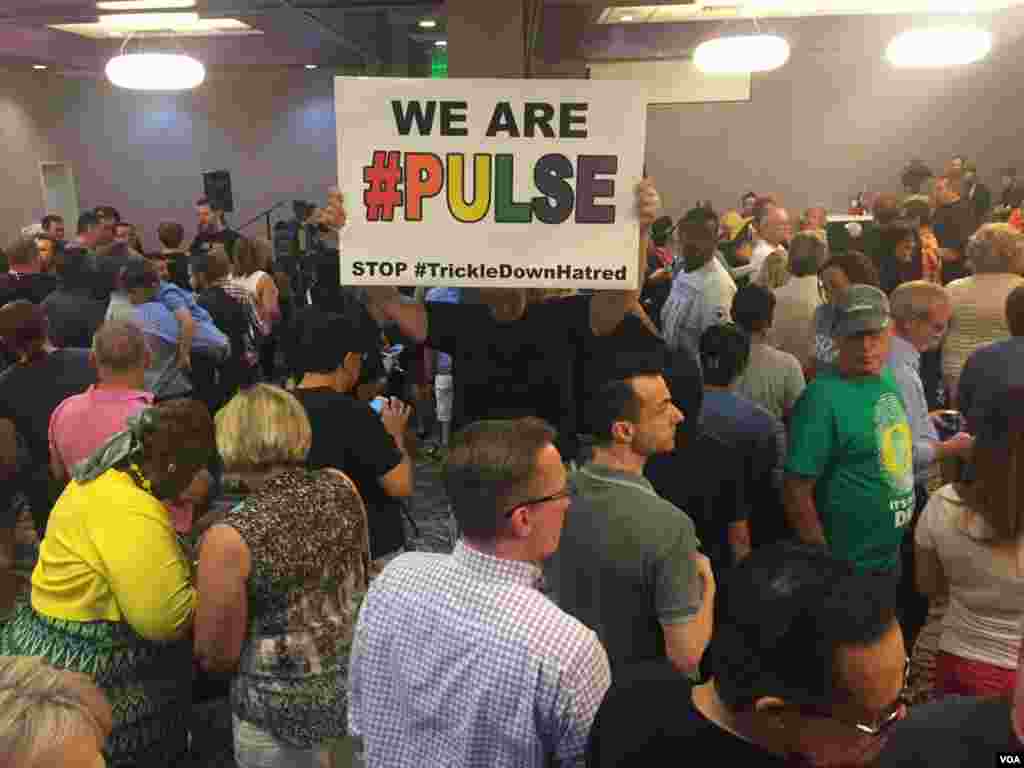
348, 541, 611, 767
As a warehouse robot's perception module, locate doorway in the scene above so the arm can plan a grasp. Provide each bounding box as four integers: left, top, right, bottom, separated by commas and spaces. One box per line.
39, 162, 80, 228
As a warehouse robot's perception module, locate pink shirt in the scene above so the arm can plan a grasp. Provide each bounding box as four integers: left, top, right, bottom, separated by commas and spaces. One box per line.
48, 386, 153, 481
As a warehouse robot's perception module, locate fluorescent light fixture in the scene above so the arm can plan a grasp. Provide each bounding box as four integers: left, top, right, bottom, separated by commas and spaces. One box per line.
106, 52, 205, 90
621, 14, 635, 21
33, 64, 48, 70
435, 40, 447, 47
97, 0, 195, 9
98, 12, 200, 29
418, 19, 437, 28
53, 17, 258, 38
694, 34, 790, 73
885, 26, 992, 68
305, 64, 318, 69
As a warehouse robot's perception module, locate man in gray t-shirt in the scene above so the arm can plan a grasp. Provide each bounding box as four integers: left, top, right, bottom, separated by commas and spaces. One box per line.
545, 372, 715, 677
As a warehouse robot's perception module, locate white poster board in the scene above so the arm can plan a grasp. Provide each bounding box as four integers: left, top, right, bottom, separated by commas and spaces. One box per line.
335, 77, 646, 288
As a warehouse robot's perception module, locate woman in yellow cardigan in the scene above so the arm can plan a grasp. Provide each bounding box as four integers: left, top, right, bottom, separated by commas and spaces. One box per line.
2, 399, 215, 768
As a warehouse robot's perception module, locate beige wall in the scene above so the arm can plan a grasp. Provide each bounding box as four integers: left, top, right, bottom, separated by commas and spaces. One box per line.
0, 72, 63, 244
643, 13, 1024, 219
1, 14, 1022, 247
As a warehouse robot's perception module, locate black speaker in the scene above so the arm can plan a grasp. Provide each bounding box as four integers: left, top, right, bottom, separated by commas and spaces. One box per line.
202, 169, 234, 213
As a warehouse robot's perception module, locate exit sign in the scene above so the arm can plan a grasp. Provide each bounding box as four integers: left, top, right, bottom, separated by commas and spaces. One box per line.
431, 47, 448, 78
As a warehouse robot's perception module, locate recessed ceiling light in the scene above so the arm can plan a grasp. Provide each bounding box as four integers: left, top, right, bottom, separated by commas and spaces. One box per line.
33, 64, 48, 70
106, 52, 205, 90
694, 34, 790, 73
621, 15, 635, 21
435, 40, 447, 47
97, 0, 195, 9
98, 12, 200, 29
418, 19, 437, 29
54, 17, 256, 38
886, 26, 991, 67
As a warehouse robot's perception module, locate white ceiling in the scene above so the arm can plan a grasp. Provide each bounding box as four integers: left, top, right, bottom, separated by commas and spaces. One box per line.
597, 1, 1024, 23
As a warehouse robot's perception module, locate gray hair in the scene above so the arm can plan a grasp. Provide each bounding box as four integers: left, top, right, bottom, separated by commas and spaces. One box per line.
967, 223, 1024, 274
889, 280, 951, 323
92, 320, 148, 373
0, 656, 106, 766
788, 231, 829, 277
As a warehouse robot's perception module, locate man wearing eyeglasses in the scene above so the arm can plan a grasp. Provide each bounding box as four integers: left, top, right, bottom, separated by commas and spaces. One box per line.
545, 370, 713, 679
886, 282, 974, 650
588, 543, 909, 768
875, 626, 1024, 767
348, 417, 610, 768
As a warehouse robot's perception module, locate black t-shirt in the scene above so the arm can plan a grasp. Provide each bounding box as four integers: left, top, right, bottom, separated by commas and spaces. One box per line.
0, 272, 58, 305
425, 296, 591, 460
291, 387, 405, 558
932, 200, 974, 283
90, 249, 145, 301
877, 695, 1020, 768
588, 660, 788, 767
163, 250, 192, 290
41, 289, 107, 349
0, 349, 97, 529
198, 286, 249, 363
190, 228, 240, 261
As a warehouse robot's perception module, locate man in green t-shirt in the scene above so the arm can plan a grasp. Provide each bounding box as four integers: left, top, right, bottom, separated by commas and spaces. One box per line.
784, 285, 915, 575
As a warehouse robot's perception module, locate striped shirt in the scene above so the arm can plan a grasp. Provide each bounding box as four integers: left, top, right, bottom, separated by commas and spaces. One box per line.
349, 541, 611, 768
942, 273, 1024, 384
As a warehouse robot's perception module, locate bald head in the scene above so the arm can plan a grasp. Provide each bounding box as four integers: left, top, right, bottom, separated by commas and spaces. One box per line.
91, 321, 149, 383
759, 206, 791, 247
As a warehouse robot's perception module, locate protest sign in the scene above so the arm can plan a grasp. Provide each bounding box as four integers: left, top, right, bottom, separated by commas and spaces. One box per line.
335, 77, 646, 288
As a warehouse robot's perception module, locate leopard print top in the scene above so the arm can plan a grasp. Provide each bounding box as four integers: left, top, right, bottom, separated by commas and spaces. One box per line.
222, 467, 370, 748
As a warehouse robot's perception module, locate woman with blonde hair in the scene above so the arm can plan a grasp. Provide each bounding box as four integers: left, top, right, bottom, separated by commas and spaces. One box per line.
915, 387, 1024, 698
194, 384, 370, 768
0, 655, 113, 768
941, 224, 1024, 406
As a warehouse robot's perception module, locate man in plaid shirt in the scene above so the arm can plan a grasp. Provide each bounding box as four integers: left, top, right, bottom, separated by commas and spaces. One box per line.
349, 417, 611, 767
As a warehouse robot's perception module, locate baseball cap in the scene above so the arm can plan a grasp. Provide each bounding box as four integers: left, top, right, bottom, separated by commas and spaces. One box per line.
833, 284, 891, 338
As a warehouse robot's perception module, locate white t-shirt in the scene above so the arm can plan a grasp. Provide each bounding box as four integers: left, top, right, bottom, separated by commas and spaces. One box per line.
660, 258, 736, 354
915, 484, 1024, 670
235, 270, 268, 298
750, 239, 784, 275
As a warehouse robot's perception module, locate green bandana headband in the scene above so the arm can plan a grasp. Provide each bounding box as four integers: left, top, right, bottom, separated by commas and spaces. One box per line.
70, 408, 160, 484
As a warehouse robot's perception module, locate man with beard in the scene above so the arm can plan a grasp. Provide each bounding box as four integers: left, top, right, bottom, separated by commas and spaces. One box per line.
189, 196, 239, 263
661, 206, 737, 356
588, 543, 909, 768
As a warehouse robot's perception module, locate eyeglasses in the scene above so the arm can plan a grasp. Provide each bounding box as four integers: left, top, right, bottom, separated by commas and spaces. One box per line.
803, 657, 910, 738
503, 479, 577, 518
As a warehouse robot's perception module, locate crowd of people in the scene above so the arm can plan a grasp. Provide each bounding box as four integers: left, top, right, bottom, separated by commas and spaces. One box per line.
1, 154, 1024, 768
